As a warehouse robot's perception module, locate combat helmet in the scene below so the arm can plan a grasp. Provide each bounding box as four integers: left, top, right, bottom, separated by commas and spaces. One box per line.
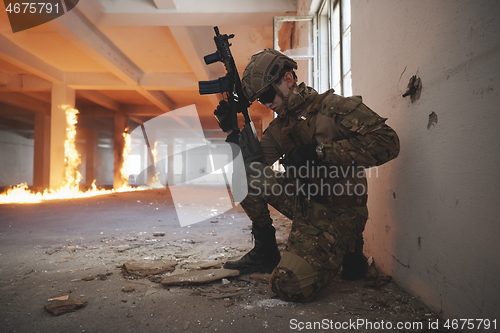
241, 49, 297, 102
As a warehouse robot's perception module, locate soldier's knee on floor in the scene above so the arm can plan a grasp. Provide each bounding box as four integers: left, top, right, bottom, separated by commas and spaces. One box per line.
269, 251, 330, 303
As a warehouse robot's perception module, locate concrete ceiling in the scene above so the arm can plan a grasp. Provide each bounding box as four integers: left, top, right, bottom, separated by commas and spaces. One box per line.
0, 0, 298, 137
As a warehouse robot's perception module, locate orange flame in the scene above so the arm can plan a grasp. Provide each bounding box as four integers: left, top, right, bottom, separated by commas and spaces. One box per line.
120, 129, 132, 187
149, 141, 163, 188
0, 107, 143, 204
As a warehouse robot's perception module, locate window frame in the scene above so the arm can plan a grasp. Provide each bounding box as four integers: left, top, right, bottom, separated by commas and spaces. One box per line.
317, 0, 352, 96
273, 15, 318, 89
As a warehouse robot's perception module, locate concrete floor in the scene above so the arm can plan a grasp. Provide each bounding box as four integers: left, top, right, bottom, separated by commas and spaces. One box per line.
0, 187, 454, 333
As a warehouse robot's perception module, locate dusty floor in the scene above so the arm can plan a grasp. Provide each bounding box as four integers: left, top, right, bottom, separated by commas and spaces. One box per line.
0, 187, 456, 333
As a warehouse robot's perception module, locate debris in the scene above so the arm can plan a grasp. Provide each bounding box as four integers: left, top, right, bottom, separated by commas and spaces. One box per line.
254, 298, 289, 308
148, 276, 163, 283
250, 274, 270, 284
161, 269, 239, 286
145, 289, 158, 297
221, 278, 230, 285
81, 276, 95, 281
215, 285, 244, 293
48, 295, 69, 301
153, 232, 165, 237
44, 299, 87, 316
367, 256, 374, 266
365, 265, 379, 280
121, 260, 177, 277
115, 245, 132, 252
130, 281, 153, 287
96, 273, 112, 280
45, 246, 63, 255
366, 275, 393, 289
200, 262, 223, 269
122, 286, 135, 293
182, 262, 223, 270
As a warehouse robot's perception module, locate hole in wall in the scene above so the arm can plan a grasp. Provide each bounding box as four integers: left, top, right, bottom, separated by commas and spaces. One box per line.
427, 112, 438, 129
402, 75, 422, 102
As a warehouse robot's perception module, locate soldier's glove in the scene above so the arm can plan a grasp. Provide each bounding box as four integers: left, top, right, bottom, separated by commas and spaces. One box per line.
286, 144, 319, 168
225, 129, 240, 145
214, 100, 238, 133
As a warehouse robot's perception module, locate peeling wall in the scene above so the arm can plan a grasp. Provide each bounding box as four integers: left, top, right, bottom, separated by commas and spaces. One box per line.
351, 0, 500, 323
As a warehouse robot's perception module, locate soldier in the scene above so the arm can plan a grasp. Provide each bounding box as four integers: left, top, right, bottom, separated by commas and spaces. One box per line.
218, 49, 400, 302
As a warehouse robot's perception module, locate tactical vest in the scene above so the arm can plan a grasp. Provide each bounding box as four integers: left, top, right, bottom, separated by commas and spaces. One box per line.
279, 91, 329, 154
273, 90, 369, 206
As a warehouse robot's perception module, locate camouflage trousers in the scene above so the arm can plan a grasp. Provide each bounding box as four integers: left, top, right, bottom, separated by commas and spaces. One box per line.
240, 162, 368, 302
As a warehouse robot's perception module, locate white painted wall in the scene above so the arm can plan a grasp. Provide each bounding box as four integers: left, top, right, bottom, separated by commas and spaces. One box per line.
351, 0, 500, 324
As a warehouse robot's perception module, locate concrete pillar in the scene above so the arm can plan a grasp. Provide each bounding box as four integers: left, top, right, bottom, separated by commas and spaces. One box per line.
113, 112, 127, 189
33, 112, 50, 191
83, 128, 97, 188
157, 143, 168, 185
181, 143, 187, 184
167, 139, 175, 186
49, 84, 75, 190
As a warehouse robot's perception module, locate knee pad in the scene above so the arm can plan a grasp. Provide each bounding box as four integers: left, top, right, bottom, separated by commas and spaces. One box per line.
270, 251, 326, 303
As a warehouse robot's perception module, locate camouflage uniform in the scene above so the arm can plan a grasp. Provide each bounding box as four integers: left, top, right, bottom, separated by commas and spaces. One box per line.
240, 83, 399, 302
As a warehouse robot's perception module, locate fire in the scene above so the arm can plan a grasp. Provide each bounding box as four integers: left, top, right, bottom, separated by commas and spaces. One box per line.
149, 141, 164, 188
63, 106, 83, 191
0, 107, 143, 204
120, 129, 132, 186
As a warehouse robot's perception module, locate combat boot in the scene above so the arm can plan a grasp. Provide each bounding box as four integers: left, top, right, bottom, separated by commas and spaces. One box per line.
341, 236, 368, 280
224, 225, 280, 274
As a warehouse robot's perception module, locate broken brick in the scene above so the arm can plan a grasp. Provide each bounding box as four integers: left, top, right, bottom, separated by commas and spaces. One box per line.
161, 269, 239, 286
44, 300, 87, 316
122, 260, 177, 277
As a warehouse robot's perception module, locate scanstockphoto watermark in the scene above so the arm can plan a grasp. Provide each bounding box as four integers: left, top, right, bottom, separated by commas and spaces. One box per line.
248, 161, 379, 199
290, 318, 498, 331
290, 318, 425, 331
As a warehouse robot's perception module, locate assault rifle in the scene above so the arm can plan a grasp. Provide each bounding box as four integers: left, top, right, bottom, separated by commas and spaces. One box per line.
198, 26, 263, 163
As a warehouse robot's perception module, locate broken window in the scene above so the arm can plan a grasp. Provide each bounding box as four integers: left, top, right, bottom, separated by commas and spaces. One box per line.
273, 15, 317, 89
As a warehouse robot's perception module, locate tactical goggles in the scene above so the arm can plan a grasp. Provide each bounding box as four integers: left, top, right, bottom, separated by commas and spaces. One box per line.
257, 85, 276, 104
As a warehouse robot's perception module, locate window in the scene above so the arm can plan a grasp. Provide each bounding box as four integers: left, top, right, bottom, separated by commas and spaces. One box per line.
318, 0, 352, 96
274, 15, 318, 89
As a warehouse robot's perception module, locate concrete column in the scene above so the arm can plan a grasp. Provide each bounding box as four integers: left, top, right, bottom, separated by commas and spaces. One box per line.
113, 112, 127, 189
181, 143, 187, 184
49, 84, 75, 190
167, 139, 175, 186
33, 112, 50, 191
83, 128, 97, 188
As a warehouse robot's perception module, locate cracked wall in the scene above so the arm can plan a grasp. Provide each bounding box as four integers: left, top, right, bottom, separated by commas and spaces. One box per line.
351, 0, 500, 325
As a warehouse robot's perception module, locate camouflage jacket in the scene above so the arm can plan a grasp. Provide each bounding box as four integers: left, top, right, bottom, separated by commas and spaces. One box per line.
260, 83, 400, 198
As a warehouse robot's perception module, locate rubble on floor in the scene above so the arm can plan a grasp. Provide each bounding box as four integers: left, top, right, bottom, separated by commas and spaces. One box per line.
44, 299, 87, 316
161, 268, 240, 286
121, 259, 177, 277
